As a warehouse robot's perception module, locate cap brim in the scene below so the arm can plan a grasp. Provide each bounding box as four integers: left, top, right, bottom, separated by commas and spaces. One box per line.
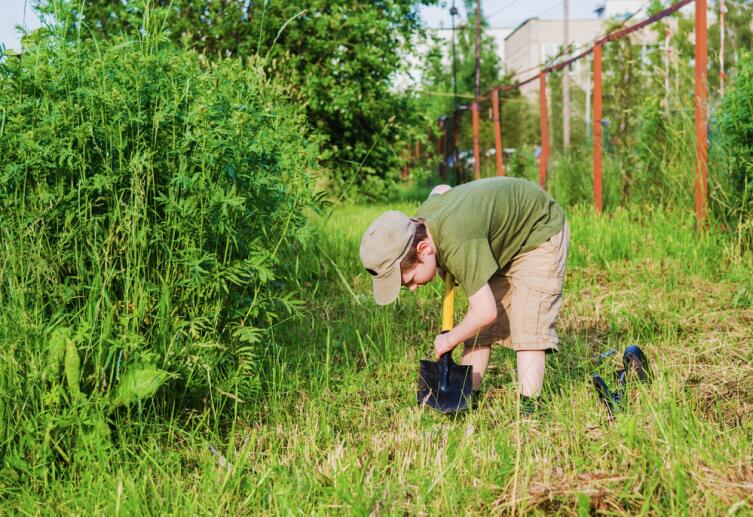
372, 265, 401, 305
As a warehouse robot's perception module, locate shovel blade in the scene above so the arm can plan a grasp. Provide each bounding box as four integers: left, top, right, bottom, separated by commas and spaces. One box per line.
417, 357, 473, 413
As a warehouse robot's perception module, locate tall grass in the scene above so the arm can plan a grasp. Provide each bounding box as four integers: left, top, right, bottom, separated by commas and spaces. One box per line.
715, 52, 753, 251
1, 188, 752, 513
0, 3, 319, 484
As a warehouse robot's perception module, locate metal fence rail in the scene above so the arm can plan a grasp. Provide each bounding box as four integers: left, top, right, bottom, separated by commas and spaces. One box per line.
423, 0, 709, 228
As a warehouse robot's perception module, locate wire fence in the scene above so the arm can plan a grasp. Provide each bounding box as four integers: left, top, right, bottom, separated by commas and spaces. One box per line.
409, 0, 711, 228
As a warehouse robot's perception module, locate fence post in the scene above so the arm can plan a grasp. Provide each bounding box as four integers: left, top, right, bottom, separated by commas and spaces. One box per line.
539, 72, 549, 189
453, 111, 460, 185
438, 119, 445, 179
695, 0, 708, 229
492, 89, 504, 176
593, 42, 603, 214
415, 141, 420, 161
445, 118, 452, 182
402, 143, 411, 179
472, 101, 481, 180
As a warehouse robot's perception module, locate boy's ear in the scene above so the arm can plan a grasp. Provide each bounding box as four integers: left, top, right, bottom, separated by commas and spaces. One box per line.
416, 240, 433, 257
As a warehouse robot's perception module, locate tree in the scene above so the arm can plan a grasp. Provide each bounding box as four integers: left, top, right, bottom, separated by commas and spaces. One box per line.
419, 2, 502, 121
418, 3, 537, 180
62, 0, 437, 199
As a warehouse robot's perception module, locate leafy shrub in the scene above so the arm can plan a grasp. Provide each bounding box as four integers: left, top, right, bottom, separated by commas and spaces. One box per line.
73, 0, 430, 201
0, 12, 319, 468
717, 51, 753, 246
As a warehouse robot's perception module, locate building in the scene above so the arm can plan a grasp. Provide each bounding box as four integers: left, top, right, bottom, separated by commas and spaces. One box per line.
503, 0, 700, 97
504, 18, 604, 96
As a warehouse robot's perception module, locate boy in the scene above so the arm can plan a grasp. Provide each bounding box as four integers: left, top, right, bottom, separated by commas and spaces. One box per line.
359, 177, 569, 402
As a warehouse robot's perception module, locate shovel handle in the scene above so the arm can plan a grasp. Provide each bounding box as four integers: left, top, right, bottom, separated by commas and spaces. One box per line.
441, 272, 455, 332
438, 273, 455, 391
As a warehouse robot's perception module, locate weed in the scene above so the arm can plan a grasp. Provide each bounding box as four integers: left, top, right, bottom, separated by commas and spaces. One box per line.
0, 4, 320, 479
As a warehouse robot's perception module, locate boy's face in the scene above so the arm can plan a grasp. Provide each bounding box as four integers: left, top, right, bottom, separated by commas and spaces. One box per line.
400, 241, 436, 292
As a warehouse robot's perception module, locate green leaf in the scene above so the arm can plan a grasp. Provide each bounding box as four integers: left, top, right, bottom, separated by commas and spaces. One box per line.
113, 363, 171, 406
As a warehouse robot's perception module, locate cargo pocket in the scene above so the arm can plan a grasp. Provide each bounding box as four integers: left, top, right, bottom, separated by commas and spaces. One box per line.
522, 275, 563, 337
540, 234, 558, 253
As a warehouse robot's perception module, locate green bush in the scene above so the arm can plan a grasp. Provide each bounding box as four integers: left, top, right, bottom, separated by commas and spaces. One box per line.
717, 51, 753, 246
73, 0, 431, 201
0, 14, 319, 468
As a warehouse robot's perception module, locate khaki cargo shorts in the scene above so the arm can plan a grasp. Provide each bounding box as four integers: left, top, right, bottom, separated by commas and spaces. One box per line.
465, 221, 570, 352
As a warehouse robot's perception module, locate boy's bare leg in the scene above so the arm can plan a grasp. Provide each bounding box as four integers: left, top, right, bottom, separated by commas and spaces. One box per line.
461, 343, 491, 391
516, 350, 545, 397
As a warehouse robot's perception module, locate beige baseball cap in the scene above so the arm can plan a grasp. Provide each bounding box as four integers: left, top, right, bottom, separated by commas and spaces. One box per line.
359, 211, 416, 305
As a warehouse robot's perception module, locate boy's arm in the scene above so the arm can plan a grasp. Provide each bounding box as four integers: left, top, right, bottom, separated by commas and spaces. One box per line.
434, 283, 496, 358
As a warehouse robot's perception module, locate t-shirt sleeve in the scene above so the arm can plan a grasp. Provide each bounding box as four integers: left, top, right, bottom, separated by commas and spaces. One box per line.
443, 239, 499, 296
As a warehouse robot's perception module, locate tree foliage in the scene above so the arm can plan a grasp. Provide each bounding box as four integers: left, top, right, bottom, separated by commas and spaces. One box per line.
419, 1, 503, 121
417, 3, 539, 181
0, 5, 320, 462
64, 0, 436, 199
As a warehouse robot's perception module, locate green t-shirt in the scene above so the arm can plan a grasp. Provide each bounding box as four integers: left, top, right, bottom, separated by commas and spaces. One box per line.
415, 177, 565, 296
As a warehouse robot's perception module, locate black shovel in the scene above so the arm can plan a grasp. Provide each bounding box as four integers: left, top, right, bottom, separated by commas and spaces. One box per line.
417, 273, 474, 413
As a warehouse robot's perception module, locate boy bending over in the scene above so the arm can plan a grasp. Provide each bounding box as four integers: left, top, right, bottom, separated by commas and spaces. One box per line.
359, 177, 569, 404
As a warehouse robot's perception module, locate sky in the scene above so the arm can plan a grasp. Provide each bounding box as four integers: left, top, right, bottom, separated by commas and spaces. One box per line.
1, 1, 602, 52
422, 1, 601, 30
1, 1, 41, 52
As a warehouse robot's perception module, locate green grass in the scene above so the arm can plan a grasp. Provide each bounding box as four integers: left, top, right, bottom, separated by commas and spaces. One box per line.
2, 201, 753, 515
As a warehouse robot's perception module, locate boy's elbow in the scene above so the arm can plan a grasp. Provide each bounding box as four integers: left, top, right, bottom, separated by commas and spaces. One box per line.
481, 305, 497, 326
469, 284, 497, 326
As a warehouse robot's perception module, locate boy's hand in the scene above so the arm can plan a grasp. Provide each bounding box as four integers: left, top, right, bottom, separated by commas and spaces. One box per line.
434, 333, 455, 359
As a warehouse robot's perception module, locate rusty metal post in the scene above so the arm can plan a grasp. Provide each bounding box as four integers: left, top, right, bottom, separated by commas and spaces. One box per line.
563, 0, 571, 149
492, 89, 504, 176
453, 111, 460, 185
445, 119, 452, 181
472, 101, 481, 179
402, 144, 411, 179
538, 72, 549, 189
438, 119, 445, 179
695, 0, 708, 229
593, 43, 603, 214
